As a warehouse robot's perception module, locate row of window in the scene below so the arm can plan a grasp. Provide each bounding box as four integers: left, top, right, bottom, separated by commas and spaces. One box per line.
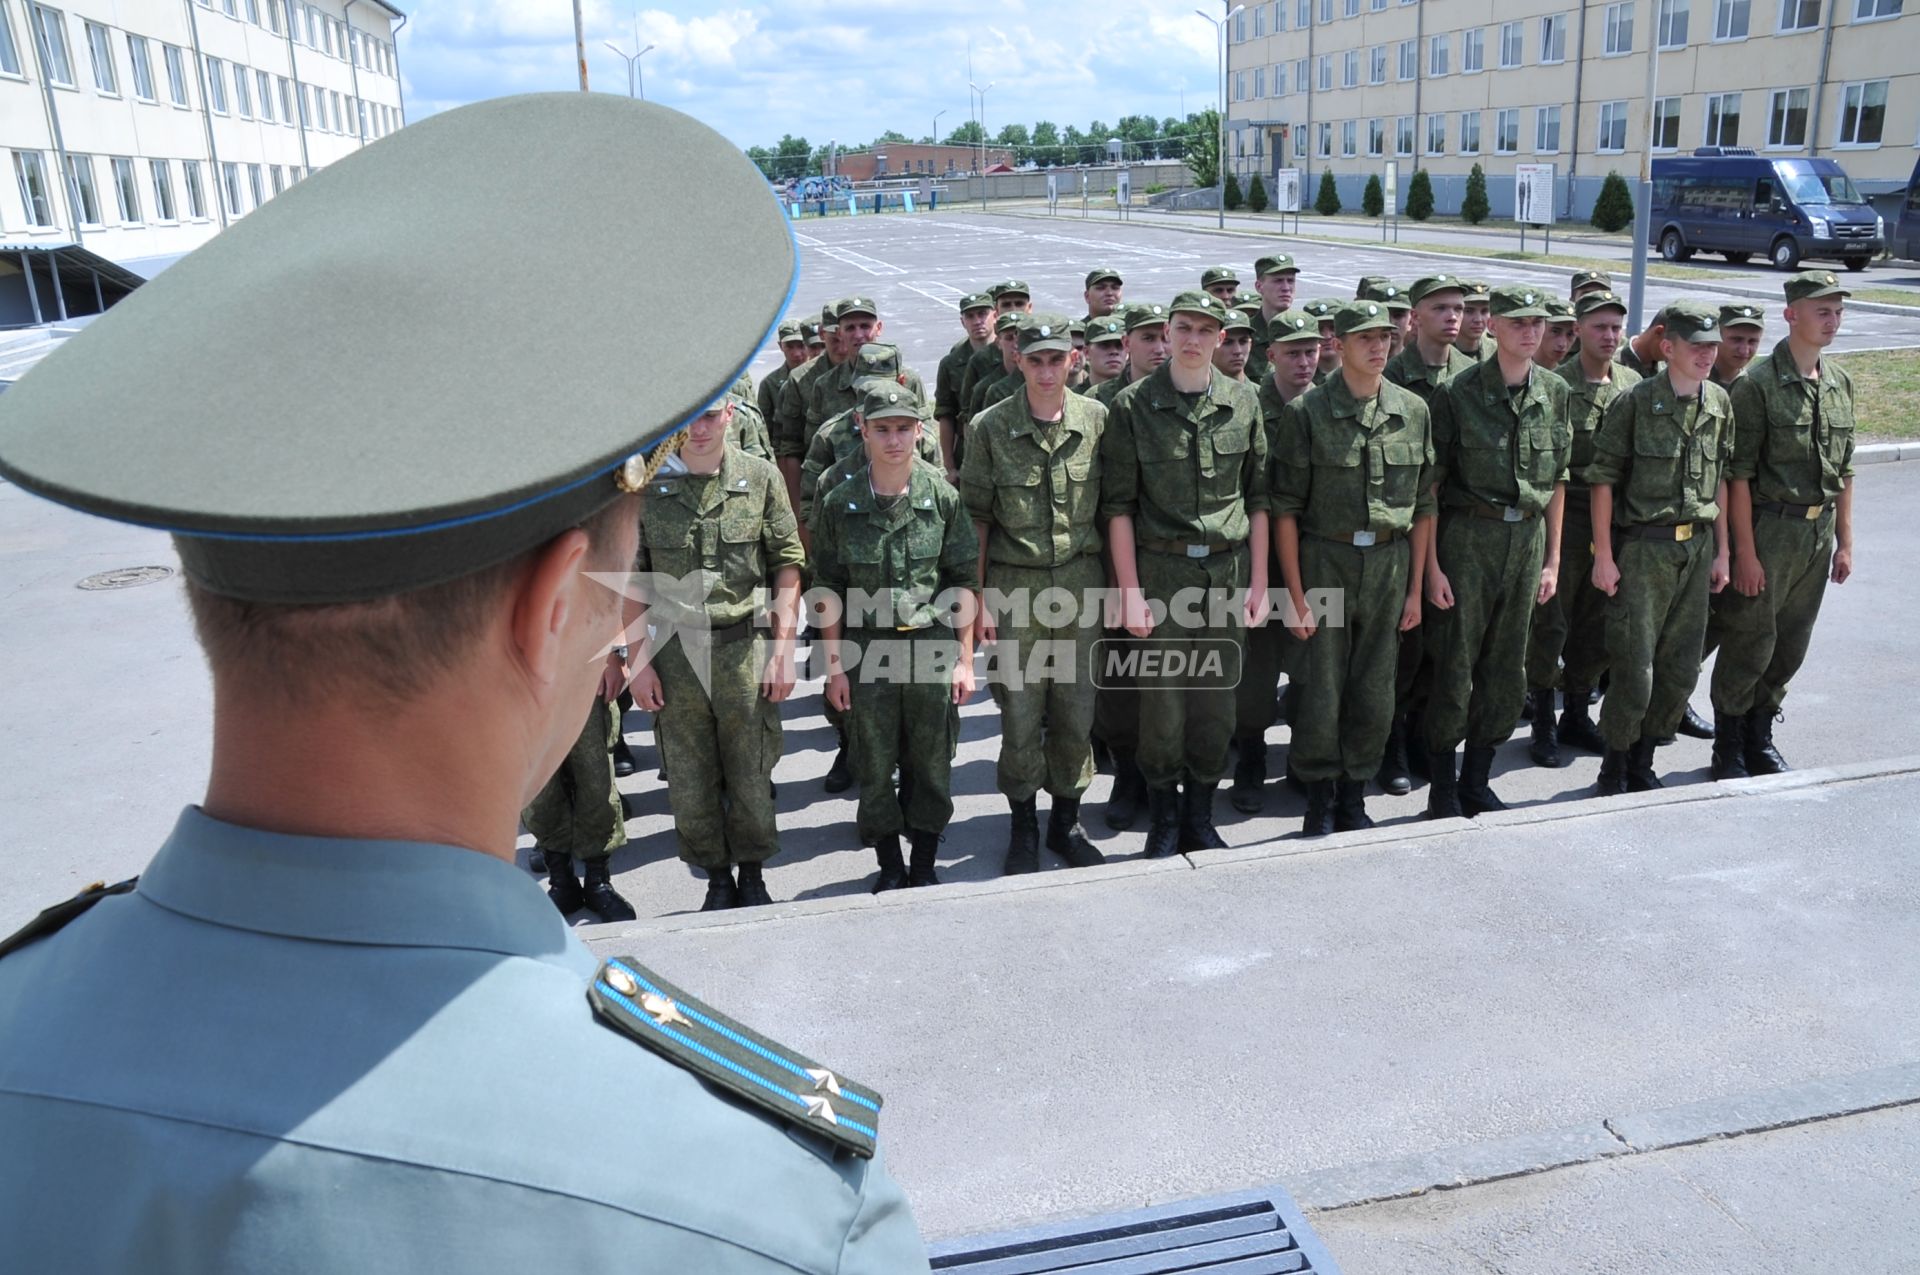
9, 148, 306, 231
1229, 0, 1900, 43
202, 51, 400, 139
1280, 83, 1892, 161
189, 0, 397, 78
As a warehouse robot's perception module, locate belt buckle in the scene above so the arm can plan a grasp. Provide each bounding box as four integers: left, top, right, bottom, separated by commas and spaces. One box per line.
1675, 522, 1694, 542
1352, 530, 1377, 547
1186, 543, 1210, 559
896, 622, 918, 632
1502, 505, 1524, 523
1804, 504, 1822, 521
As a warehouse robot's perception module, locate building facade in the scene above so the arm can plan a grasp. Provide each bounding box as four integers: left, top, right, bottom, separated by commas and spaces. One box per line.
1223, 0, 1916, 216
2, 0, 405, 269
837, 143, 1015, 183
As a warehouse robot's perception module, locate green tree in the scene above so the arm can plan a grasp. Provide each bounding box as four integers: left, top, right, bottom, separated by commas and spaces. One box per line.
944, 119, 985, 146
1247, 173, 1269, 212
873, 130, 910, 145
1315, 168, 1341, 216
1462, 162, 1490, 224
1591, 171, 1635, 232
994, 122, 1030, 149
1406, 168, 1435, 220
1183, 109, 1220, 189
1031, 120, 1064, 167
1363, 174, 1384, 216
1116, 114, 1160, 161
1224, 170, 1244, 210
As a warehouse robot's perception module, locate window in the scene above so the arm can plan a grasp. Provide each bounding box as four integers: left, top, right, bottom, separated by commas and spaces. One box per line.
1429, 33, 1448, 74
1427, 113, 1447, 153
1657, 0, 1689, 46
1254, 67, 1265, 98
297, 81, 311, 126
221, 0, 236, 15
1318, 121, 1333, 157
330, 90, 343, 133
1854, 0, 1899, 17
1780, 0, 1821, 27
1496, 108, 1520, 152
1460, 111, 1482, 153
1396, 115, 1415, 154
1342, 49, 1357, 87
272, 164, 285, 193
221, 160, 242, 215
12, 151, 53, 226
1715, 0, 1751, 34
322, 14, 334, 54
245, 0, 259, 22
278, 75, 292, 123
1653, 96, 1682, 148
205, 55, 227, 111
1605, 2, 1635, 52
1368, 118, 1384, 155
1275, 0, 1288, 30
30, 5, 72, 85
232, 62, 251, 117
247, 162, 264, 206
1318, 54, 1331, 89
124, 33, 154, 99
1837, 80, 1888, 145
1462, 27, 1485, 70
1298, 0, 1310, 27
110, 155, 139, 222
1344, 0, 1359, 16
163, 43, 187, 104
182, 159, 206, 217
62, 153, 100, 224
1536, 104, 1562, 151
149, 158, 175, 220
1235, 71, 1245, 101
1319, 0, 1331, 22
1598, 100, 1629, 150
1540, 13, 1567, 61
1372, 0, 1387, 10
1370, 44, 1386, 83
83, 18, 114, 92
1235, 7, 1247, 39
1704, 92, 1742, 145
304, 4, 317, 46
1342, 120, 1357, 155
1398, 39, 1416, 79
1271, 63, 1285, 95
1768, 87, 1809, 146
1254, 4, 1265, 34
267, 0, 281, 33
0, 1, 20, 77
1500, 21, 1524, 65
1295, 58, 1307, 91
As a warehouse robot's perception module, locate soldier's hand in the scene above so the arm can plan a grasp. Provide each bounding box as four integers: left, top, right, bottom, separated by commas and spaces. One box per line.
1592, 558, 1621, 597
826, 671, 852, 712
1709, 553, 1731, 595
1831, 546, 1852, 585
951, 660, 976, 705
761, 648, 797, 703
1425, 567, 1455, 610
600, 653, 629, 702
1733, 552, 1767, 597
1242, 584, 1269, 629
1398, 593, 1422, 633
1536, 568, 1558, 606
979, 608, 998, 646
630, 664, 664, 712
1120, 587, 1154, 638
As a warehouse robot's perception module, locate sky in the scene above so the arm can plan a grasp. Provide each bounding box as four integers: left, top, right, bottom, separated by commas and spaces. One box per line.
393, 1, 1228, 152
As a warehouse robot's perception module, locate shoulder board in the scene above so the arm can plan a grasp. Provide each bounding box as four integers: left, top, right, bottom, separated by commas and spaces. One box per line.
589, 958, 883, 1159
0, 877, 138, 961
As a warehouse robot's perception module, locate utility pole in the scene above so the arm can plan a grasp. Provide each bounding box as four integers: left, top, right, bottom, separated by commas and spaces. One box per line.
572, 0, 588, 90
1628, 33, 1662, 332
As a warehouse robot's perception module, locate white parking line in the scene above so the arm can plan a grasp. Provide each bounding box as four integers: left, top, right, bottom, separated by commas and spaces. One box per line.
810, 245, 907, 277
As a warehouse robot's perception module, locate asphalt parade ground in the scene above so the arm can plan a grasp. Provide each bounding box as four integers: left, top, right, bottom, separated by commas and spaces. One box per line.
3, 209, 1919, 1269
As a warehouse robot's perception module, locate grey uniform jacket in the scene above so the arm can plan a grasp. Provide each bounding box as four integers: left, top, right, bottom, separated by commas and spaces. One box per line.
0, 808, 928, 1274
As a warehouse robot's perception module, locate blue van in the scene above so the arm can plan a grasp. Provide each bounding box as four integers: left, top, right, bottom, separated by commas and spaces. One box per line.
1649, 148, 1883, 272
1892, 155, 1920, 262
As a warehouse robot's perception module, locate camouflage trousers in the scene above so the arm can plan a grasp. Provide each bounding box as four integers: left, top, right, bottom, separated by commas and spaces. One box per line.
521, 696, 626, 863
984, 557, 1104, 801
1291, 536, 1411, 783
652, 633, 782, 870
1600, 532, 1713, 751
1134, 545, 1250, 790
1234, 541, 1292, 744
1525, 492, 1609, 693
846, 630, 962, 841
1707, 509, 1833, 717
1425, 514, 1544, 753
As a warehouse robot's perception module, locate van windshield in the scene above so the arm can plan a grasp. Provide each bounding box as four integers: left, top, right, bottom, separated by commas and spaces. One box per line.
1780, 170, 1865, 205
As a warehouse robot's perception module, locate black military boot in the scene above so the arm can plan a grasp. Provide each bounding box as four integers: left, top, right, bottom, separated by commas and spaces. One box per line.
1333, 779, 1374, 831
1425, 749, 1463, 819
1301, 781, 1336, 836
1676, 703, 1714, 740
1004, 796, 1040, 875
612, 735, 638, 778
1457, 745, 1509, 816
734, 862, 774, 908
1710, 711, 1750, 781
907, 830, 942, 887
700, 866, 739, 912
1229, 739, 1268, 813
1527, 689, 1563, 768
1625, 737, 1664, 792
1179, 780, 1229, 854
582, 858, 636, 922
1595, 748, 1629, 796
1104, 750, 1144, 830
1745, 707, 1791, 775
823, 727, 853, 794
1091, 737, 1114, 775
1046, 797, 1106, 867
1142, 786, 1183, 858
546, 853, 585, 915
1558, 686, 1607, 753
1375, 715, 1412, 795
1405, 709, 1431, 781
871, 834, 909, 893
527, 844, 547, 874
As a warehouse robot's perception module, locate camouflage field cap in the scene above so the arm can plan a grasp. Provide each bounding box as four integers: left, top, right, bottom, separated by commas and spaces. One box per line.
0, 93, 797, 605
1333, 301, 1396, 336
996, 278, 1033, 300
776, 318, 805, 342
820, 302, 840, 333
851, 342, 906, 378
1068, 318, 1087, 338
1569, 269, 1613, 294
1358, 278, 1412, 312
1489, 284, 1552, 319
1299, 298, 1341, 320
1785, 269, 1849, 303
858, 383, 922, 422
994, 311, 1027, 334
1409, 274, 1467, 303
1221, 307, 1257, 334
1544, 298, 1578, 324
958, 291, 995, 313
799, 320, 822, 343
1462, 279, 1493, 302
1200, 266, 1241, 288
1254, 252, 1298, 277
1574, 290, 1628, 318
1017, 313, 1075, 354
1266, 310, 1322, 344
1124, 302, 1170, 331
1718, 303, 1765, 330
1086, 315, 1128, 344
1084, 267, 1124, 288
1662, 299, 1722, 343
837, 295, 879, 320
1169, 290, 1229, 323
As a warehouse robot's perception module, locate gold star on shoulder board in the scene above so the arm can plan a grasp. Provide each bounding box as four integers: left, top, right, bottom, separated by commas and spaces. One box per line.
606, 967, 638, 997
640, 992, 692, 1029
802, 1094, 838, 1124
806, 1067, 843, 1096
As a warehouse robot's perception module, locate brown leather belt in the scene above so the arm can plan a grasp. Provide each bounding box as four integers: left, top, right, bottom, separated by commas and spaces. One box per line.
1619, 522, 1707, 542
1755, 498, 1829, 521
1460, 500, 1537, 522
1139, 537, 1235, 558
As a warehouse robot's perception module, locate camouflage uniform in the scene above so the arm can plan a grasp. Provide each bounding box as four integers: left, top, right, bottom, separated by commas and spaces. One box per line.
805, 352, 926, 460
635, 446, 805, 871
774, 347, 836, 462
802, 408, 944, 526
727, 398, 777, 464
522, 697, 625, 867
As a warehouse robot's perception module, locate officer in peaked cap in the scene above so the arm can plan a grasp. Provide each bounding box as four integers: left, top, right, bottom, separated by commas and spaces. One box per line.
0, 94, 928, 1273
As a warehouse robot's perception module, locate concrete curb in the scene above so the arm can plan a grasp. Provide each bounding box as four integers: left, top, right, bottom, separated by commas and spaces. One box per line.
1857, 440, 1920, 464
1289, 1059, 1920, 1212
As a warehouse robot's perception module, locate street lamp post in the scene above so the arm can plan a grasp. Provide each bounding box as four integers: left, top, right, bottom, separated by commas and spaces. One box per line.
933, 108, 946, 147
970, 80, 994, 211
1196, 5, 1245, 230
1627, 34, 1663, 332
603, 38, 655, 100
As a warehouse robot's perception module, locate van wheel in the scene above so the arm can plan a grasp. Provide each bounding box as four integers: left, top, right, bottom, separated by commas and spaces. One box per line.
1770, 238, 1802, 270
1844, 256, 1869, 272
1661, 230, 1692, 262
1724, 252, 1752, 264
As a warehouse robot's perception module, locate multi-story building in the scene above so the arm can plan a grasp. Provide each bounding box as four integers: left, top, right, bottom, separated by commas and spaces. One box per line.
2, 0, 405, 278
1223, 0, 1916, 217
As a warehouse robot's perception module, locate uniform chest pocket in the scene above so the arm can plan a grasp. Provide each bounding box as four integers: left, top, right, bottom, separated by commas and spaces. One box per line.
993, 453, 1047, 529
1522, 421, 1562, 484
641, 496, 701, 573
1136, 421, 1192, 463
1202, 417, 1251, 478
718, 494, 763, 580
1766, 396, 1817, 464
908, 517, 945, 562
837, 529, 888, 604
1820, 389, 1854, 470
1311, 429, 1364, 469
1377, 435, 1424, 507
